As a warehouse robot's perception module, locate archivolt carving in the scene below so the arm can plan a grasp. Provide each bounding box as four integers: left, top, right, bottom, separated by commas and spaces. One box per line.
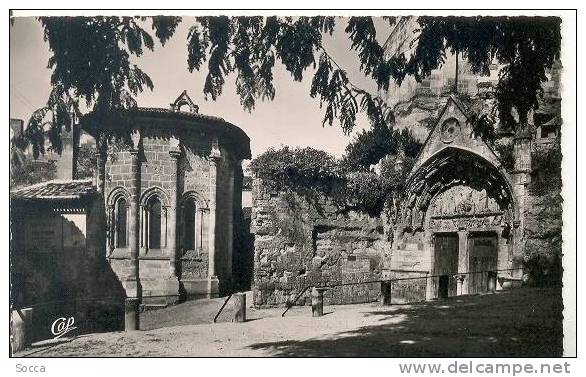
398, 147, 517, 231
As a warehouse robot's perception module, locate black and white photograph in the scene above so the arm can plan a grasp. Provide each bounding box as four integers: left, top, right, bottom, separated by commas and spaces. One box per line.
7, 6, 577, 366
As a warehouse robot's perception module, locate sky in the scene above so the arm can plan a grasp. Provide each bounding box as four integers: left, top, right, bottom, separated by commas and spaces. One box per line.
9, 16, 394, 160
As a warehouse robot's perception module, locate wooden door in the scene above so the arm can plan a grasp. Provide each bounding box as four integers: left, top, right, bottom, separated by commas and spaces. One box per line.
468, 234, 498, 294
433, 233, 459, 298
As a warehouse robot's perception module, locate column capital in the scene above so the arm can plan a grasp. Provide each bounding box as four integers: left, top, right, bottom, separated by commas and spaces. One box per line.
130, 129, 142, 150
209, 154, 223, 165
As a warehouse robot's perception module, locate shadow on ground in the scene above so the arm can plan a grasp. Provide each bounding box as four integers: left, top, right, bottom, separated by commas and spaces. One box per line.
140, 293, 271, 330
246, 287, 563, 357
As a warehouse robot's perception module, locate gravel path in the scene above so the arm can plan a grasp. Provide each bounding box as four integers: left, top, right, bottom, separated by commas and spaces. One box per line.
16, 287, 562, 357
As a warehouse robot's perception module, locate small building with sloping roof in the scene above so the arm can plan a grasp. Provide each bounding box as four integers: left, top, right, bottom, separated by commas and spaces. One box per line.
10, 91, 252, 340
10, 179, 125, 341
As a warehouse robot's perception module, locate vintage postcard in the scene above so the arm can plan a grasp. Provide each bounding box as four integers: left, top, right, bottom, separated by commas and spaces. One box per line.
8, 8, 577, 366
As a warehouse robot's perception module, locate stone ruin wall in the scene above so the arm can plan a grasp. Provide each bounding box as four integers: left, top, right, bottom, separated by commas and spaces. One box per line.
251, 179, 389, 307
523, 139, 563, 277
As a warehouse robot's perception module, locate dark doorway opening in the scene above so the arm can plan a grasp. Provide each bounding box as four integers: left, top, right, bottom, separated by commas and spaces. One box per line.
438, 275, 450, 299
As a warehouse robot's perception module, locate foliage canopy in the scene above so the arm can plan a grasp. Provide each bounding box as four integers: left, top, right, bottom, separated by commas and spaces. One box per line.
23, 15, 562, 158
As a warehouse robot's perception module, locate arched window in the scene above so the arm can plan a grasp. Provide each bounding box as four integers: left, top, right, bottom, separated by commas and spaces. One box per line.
107, 188, 130, 252
115, 197, 127, 248
148, 196, 162, 249
140, 187, 170, 253
182, 199, 196, 251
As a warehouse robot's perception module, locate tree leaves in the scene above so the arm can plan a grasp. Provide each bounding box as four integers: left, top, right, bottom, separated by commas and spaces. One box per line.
24, 107, 50, 159
185, 16, 398, 132
406, 16, 561, 131
275, 17, 327, 82
30, 15, 562, 158
341, 126, 422, 171
250, 144, 419, 216
345, 17, 387, 89
151, 16, 181, 46
32, 16, 179, 155
197, 16, 232, 101
187, 23, 209, 72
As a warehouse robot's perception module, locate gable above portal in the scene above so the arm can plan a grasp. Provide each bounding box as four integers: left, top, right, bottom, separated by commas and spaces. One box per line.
409, 94, 502, 175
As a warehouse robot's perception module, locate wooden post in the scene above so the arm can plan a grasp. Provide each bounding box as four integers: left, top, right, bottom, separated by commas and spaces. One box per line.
311, 287, 324, 317
233, 293, 246, 323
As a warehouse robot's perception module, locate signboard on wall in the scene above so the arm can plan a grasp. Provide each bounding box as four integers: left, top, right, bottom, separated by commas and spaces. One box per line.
24, 216, 63, 253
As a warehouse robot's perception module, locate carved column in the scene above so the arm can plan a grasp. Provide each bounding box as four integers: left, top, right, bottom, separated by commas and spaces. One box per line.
95, 138, 107, 195
512, 130, 532, 262
425, 231, 435, 301
198, 208, 206, 251
457, 230, 469, 295
168, 149, 181, 278
125, 145, 141, 330
107, 204, 115, 254
207, 138, 222, 298
128, 148, 141, 286
225, 159, 235, 285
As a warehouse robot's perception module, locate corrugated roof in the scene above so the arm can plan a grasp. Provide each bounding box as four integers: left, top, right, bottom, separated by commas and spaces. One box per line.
10, 179, 96, 201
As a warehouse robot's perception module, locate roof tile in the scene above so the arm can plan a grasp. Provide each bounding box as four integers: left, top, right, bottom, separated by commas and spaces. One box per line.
10, 179, 96, 200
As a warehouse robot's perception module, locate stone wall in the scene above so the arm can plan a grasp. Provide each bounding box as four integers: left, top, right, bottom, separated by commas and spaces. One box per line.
251, 179, 387, 307
523, 141, 563, 283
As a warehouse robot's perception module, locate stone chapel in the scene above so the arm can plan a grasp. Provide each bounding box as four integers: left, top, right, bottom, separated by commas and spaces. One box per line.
83, 91, 251, 304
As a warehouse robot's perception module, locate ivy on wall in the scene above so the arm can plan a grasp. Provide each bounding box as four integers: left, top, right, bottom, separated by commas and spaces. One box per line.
341, 126, 421, 171
250, 138, 420, 216
529, 146, 563, 196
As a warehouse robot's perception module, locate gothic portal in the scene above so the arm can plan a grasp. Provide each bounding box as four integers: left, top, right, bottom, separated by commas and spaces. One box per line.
388, 95, 526, 298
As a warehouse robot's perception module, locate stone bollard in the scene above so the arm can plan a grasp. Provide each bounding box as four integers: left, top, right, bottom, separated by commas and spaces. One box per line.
124, 298, 140, 331
380, 281, 392, 306
311, 287, 325, 317
233, 293, 246, 323
487, 271, 497, 292
11, 308, 33, 354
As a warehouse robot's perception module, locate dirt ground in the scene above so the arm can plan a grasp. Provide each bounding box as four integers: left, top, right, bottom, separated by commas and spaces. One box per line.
16, 287, 563, 357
